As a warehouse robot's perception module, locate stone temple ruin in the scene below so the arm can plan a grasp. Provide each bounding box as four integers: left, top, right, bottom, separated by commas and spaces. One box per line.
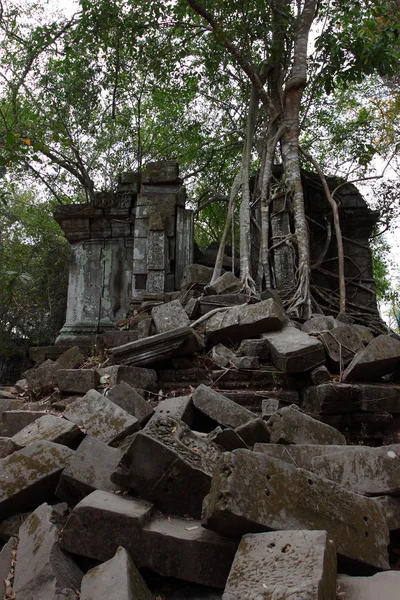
1, 160, 400, 599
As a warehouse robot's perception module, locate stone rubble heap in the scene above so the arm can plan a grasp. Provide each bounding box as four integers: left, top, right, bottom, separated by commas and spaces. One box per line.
1, 284, 400, 598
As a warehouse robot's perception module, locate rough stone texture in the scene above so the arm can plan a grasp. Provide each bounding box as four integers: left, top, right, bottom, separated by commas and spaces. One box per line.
13, 503, 83, 600
204, 272, 241, 296
254, 443, 350, 471
204, 298, 287, 346
152, 395, 194, 426
301, 315, 337, 334
234, 418, 270, 447
137, 317, 156, 339
101, 365, 158, 392
303, 383, 360, 414
181, 264, 213, 289
0, 398, 25, 423
236, 338, 270, 359
261, 398, 281, 419
337, 572, 400, 600
56, 436, 123, 504
0, 513, 30, 542
63, 390, 140, 446
2, 410, 50, 436
142, 159, 180, 184
351, 324, 374, 345
202, 449, 389, 569
356, 384, 400, 412
310, 365, 331, 385
310, 445, 400, 495
267, 406, 346, 445
230, 356, 260, 370
60, 490, 237, 589
0, 437, 19, 458
211, 344, 235, 368
318, 326, 364, 371
80, 546, 152, 600
152, 300, 190, 333
222, 530, 337, 600
0, 440, 74, 521
55, 346, 85, 370
262, 326, 325, 373
343, 334, 400, 382
192, 384, 256, 429
373, 496, 400, 531
106, 382, 154, 426
111, 326, 204, 367
11, 414, 82, 449
112, 416, 222, 517
57, 369, 100, 394
23, 359, 58, 394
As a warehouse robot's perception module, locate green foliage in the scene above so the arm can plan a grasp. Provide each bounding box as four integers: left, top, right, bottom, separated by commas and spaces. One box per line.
0, 185, 70, 356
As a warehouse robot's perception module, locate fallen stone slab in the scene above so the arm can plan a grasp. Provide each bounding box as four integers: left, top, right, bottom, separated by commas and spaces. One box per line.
236, 338, 270, 359
13, 503, 83, 600
0, 437, 19, 458
310, 365, 331, 385
23, 359, 58, 395
303, 383, 360, 414
152, 299, 190, 333
267, 406, 346, 445
310, 445, 400, 495
111, 416, 222, 517
106, 381, 154, 426
198, 294, 256, 316
57, 368, 100, 394
100, 365, 158, 392
60, 490, 237, 589
0, 398, 25, 421
356, 384, 400, 412
234, 418, 270, 447
301, 315, 337, 334
352, 324, 374, 345
373, 496, 400, 531
11, 414, 82, 449
2, 409, 48, 436
0, 440, 74, 521
203, 298, 286, 346
56, 436, 123, 504
262, 326, 325, 373
208, 427, 248, 451
343, 334, 400, 382
230, 356, 260, 369
202, 449, 389, 569
80, 546, 152, 600
55, 346, 85, 369
318, 325, 364, 371
336, 572, 400, 600
151, 395, 194, 426
192, 384, 255, 429
222, 530, 337, 600
63, 389, 140, 446
111, 326, 204, 367
211, 344, 235, 368
204, 272, 241, 296
181, 264, 213, 289
0, 512, 30, 542
254, 443, 350, 470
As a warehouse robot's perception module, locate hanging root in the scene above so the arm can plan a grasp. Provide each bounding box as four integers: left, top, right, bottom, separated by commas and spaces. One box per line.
240, 273, 259, 299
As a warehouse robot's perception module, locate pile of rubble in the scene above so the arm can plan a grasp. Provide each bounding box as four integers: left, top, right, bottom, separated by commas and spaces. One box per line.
1, 277, 400, 598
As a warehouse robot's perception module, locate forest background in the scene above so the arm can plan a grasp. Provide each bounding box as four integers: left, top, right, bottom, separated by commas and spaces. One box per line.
1, 0, 400, 361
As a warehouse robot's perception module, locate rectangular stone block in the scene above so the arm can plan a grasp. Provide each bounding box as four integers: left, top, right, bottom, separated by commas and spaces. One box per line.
0, 441, 74, 521
222, 530, 337, 600
141, 160, 180, 183
357, 384, 400, 413
303, 383, 360, 414
192, 384, 256, 429
63, 390, 140, 446
101, 364, 158, 392
106, 382, 154, 426
2, 410, 50, 436
11, 414, 83, 449
147, 231, 166, 270
202, 449, 390, 570
254, 443, 349, 471
267, 406, 346, 445
152, 300, 190, 333
262, 326, 325, 373
57, 368, 100, 394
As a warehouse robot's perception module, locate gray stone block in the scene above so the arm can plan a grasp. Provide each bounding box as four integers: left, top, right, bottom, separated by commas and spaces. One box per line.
147, 270, 165, 293
262, 326, 325, 373
192, 384, 256, 429
141, 160, 180, 183
211, 344, 235, 368
267, 406, 346, 445
230, 356, 260, 369
152, 300, 190, 333
0, 437, 19, 458
222, 530, 337, 600
202, 449, 390, 569
343, 335, 400, 382
303, 383, 360, 414
106, 382, 154, 426
205, 298, 287, 346
2, 410, 53, 436
147, 231, 167, 270
111, 416, 222, 517
13, 503, 83, 600
101, 365, 158, 392
236, 338, 270, 359
208, 427, 248, 451
80, 546, 152, 600
56, 436, 123, 504
11, 414, 83, 449
357, 384, 400, 412
253, 443, 349, 471
63, 390, 140, 446
204, 272, 241, 295
310, 365, 331, 385
234, 418, 270, 447
55, 346, 85, 370
0, 441, 74, 521
23, 359, 58, 395
57, 369, 100, 394
180, 264, 213, 289
301, 315, 337, 334
318, 325, 364, 371
373, 496, 400, 531
261, 398, 281, 419
152, 395, 194, 426
337, 572, 400, 600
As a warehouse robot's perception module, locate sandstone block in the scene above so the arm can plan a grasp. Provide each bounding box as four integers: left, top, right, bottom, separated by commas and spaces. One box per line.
204, 272, 241, 295
254, 443, 349, 471
318, 325, 364, 371
0, 441, 74, 521
106, 382, 154, 426
234, 418, 270, 447
236, 338, 270, 359
0, 437, 19, 458
101, 365, 158, 392
80, 546, 152, 600
11, 414, 82, 449
152, 300, 190, 333
57, 368, 100, 394
262, 326, 325, 373
211, 344, 235, 368
55, 346, 85, 369
13, 503, 83, 600
222, 530, 337, 600
267, 406, 346, 445
337, 572, 400, 600
303, 383, 360, 414
343, 334, 400, 382
230, 356, 260, 369
151, 395, 194, 426
373, 496, 400, 531
301, 315, 337, 334
356, 384, 400, 413
192, 384, 255, 429
2, 410, 50, 436
180, 264, 213, 289
63, 389, 140, 445
202, 449, 389, 569
208, 427, 248, 451
23, 359, 58, 394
